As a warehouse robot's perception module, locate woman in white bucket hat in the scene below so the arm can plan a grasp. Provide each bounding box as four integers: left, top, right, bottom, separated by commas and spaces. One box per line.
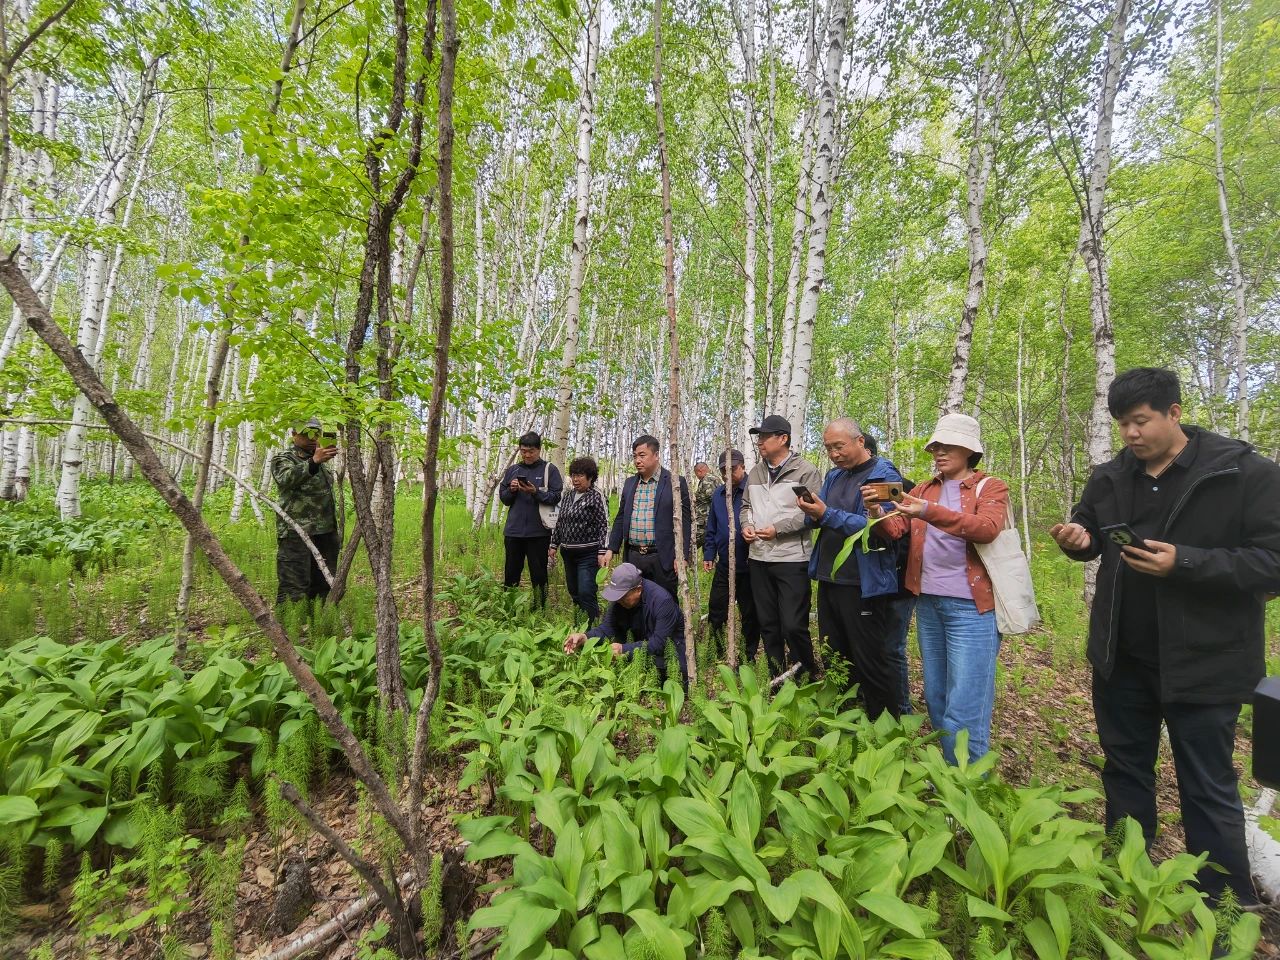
893, 413, 1010, 765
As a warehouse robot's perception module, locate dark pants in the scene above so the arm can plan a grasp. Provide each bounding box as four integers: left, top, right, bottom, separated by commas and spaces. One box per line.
276, 531, 340, 605
626, 547, 679, 600
886, 594, 917, 714
504, 535, 551, 607
1093, 653, 1256, 905
560, 547, 600, 626
817, 582, 900, 720
708, 557, 760, 662
748, 560, 815, 679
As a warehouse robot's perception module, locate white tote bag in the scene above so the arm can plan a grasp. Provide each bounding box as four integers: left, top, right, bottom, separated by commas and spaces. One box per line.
972, 478, 1040, 635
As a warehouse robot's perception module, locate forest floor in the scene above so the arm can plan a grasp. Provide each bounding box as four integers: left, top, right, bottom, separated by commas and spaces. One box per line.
7, 622, 1278, 959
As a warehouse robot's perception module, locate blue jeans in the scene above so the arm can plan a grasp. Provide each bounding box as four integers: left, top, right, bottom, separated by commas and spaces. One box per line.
886, 595, 917, 715
916, 594, 1000, 765
560, 547, 600, 626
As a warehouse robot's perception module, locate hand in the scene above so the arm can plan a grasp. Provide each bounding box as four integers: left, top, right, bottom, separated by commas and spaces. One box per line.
755, 525, 777, 541
312, 445, 339, 464
895, 493, 929, 519
702, 560, 714, 573
517, 479, 536, 492
609, 642, 624, 657
1121, 540, 1176, 577
797, 494, 826, 520
547, 548, 557, 563
1049, 522, 1092, 553
741, 525, 757, 542
564, 632, 587, 654
599, 550, 613, 568
508, 477, 521, 491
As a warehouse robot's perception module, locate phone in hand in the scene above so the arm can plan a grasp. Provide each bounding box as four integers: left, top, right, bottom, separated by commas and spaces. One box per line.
1101, 523, 1155, 552
863, 481, 904, 504
792, 484, 815, 503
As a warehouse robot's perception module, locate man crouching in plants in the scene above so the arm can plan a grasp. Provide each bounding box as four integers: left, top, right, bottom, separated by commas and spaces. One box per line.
563, 562, 687, 688
1050, 367, 1280, 909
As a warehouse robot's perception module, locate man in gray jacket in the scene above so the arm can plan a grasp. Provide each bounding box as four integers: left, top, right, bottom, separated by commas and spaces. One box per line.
741, 415, 822, 680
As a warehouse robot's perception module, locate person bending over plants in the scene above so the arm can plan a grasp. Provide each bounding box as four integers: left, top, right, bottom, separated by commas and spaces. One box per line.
563, 562, 687, 687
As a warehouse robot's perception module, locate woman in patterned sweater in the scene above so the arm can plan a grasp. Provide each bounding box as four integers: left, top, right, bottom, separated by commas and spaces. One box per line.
549, 456, 611, 627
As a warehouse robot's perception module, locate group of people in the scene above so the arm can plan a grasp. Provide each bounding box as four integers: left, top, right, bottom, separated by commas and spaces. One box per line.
497, 369, 1280, 912
270, 367, 1278, 911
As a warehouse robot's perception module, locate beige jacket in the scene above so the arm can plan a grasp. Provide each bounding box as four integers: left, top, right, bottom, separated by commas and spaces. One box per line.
740, 452, 822, 563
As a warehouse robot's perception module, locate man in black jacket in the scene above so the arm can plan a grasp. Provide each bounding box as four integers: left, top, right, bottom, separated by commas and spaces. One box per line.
601, 434, 692, 599
1051, 368, 1280, 907
498, 431, 563, 608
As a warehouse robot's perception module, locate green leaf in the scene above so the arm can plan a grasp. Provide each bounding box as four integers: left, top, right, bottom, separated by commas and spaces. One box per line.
626, 909, 689, 960
858, 891, 927, 938
0, 794, 40, 824
965, 895, 1013, 923
663, 795, 725, 837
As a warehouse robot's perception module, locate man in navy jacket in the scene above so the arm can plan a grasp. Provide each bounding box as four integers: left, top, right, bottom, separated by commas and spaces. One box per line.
498, 431, 562, 608
601, 434, 692, 600
564, 563, 687, 686
798, 418, 909, 718
703, 449, 759, 661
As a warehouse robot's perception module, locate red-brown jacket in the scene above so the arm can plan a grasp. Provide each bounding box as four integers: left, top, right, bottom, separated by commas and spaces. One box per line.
904, 471, 1009, 614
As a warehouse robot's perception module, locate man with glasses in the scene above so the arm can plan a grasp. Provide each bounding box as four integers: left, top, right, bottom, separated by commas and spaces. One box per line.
740, 415, 822, 680
498, 431, 563, 608
797, 418, 909, 718
602, 434, 692, 599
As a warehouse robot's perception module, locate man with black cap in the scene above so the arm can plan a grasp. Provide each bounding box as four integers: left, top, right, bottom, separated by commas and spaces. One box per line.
703, 449, 759, 660
563, 562, 687, 686
271, 418, 340, 605
740, 414, 822, 679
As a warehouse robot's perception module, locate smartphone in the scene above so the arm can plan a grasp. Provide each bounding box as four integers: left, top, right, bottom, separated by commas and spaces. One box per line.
1100, 523, 1155, 552
863, 481, 904, 504
792, 484, 815, 503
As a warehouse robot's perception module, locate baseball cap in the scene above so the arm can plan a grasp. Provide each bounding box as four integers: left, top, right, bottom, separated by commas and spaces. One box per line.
749, 414, 791, 436
718, 449, 745, 469
602, 563, 644, 602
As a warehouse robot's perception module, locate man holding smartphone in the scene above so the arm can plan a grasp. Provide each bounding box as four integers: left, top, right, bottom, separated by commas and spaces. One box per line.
1050, 368, 1280, 909
739, 415, 823, 680
272, 417, 340, 605
498, 431, 563, 608
797, 418, 908, 718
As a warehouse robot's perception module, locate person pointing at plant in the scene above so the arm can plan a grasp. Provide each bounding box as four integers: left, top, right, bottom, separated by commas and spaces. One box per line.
563, 562, 687, 687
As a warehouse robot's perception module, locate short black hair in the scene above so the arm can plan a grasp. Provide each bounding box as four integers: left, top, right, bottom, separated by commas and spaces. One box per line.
632, 434, 660, 454
863, 433, 878, 456
518, 431, 542, 449
1108, 368, 1181, 419
568, 456, 598, 483
967, 451, 983, 468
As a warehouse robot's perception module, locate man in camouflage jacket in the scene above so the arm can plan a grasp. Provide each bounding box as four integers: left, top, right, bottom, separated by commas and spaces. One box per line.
272, 419, 340, 604
692, 462, 714, 549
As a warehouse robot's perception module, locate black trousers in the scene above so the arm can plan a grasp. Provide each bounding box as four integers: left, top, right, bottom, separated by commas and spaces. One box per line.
276, 531, 340, 605
817, 582, 899, 720
748, 560, 815, 678
708, 558, 760, 662
626, 548, 679, 600
504, 535, 551, 607
1093, 653, 1256, 905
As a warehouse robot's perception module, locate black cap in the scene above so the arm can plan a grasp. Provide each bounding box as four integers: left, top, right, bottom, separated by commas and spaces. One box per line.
749, 415, 791, 436
718, 449, 745, 468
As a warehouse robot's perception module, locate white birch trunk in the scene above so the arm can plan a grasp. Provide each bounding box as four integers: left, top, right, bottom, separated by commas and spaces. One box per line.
735, 0, 759, 447
57, 66, 157, 518
1081, 0, 1133, 469
772, 0, 820, 415
1213, 0, 1249, 440
785, 0, 850, 430
551, 0, 600, 468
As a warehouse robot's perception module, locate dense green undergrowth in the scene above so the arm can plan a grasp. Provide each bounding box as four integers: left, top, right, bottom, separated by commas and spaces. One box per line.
449, 628, 1262, 960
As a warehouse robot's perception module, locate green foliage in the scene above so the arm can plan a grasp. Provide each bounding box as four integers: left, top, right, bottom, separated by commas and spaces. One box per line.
202, 837, 245, 960
454, 641, 1263, 960
0, 835, 26, 940
421, 854, 445, 954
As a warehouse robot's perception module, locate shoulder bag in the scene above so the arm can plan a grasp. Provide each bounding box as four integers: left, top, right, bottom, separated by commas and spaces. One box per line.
972, 477, 1040, 635
537, 464, 559, 531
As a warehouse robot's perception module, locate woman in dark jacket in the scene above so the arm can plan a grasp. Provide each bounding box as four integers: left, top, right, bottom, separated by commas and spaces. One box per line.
549, 456, 609, 627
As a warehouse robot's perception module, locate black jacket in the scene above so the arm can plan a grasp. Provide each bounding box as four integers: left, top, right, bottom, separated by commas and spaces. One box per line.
498, 460, 563, 538
607, 467, 693, 572
1065, 426, 1280, 703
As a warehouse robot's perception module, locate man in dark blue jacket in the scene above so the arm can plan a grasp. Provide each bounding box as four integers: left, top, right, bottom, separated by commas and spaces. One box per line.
703, 449, 759, 661
798, 418, 908, 718
563, 563, 687, 686
601, 434, 692, 600
498, 431, 563, 608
